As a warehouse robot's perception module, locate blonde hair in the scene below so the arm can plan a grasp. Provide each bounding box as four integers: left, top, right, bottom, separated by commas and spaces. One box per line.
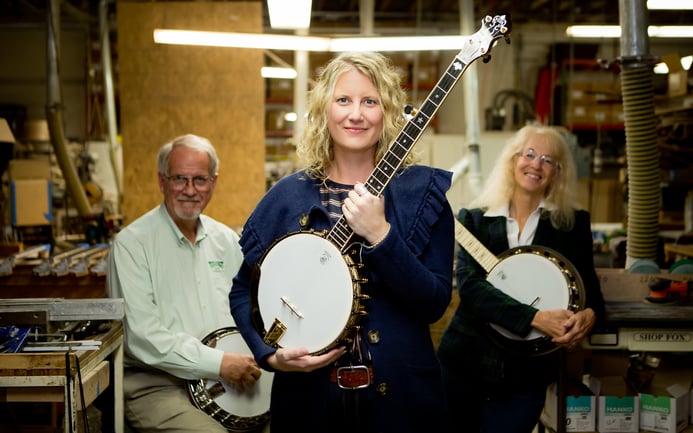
470, 124, 580, 230
296, 51, 416, 179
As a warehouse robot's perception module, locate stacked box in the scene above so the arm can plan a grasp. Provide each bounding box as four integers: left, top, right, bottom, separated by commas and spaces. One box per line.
9, 159, 53, 227
542, 379, 597, 432
595, 376, 639, 433
639, 383, 689, 433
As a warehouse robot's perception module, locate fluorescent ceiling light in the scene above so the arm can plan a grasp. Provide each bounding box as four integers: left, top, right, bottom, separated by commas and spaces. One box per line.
647, 0, 693, 10
566, 25, 622, 38
268, 0, 312, 29
649, 26, 693, 37
261, 66, 297, 79
566, 25, 693, 38
153, 29, 497, 52
330, 35, 478, 52
153, 30, 331, 51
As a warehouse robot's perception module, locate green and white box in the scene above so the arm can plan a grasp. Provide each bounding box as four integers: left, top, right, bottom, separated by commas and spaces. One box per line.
639, 383, 690, 433
542, 380, 597, 432
596, 377, 639, 433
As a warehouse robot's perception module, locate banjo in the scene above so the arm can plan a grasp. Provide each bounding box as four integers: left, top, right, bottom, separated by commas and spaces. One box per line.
454, 218, 585, 355
252, 14, 512, 355
188, 327, 273, 432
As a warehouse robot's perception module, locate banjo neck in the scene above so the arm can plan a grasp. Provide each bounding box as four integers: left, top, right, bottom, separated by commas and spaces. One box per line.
454, 218, 499, 272
327, 14, 511, 252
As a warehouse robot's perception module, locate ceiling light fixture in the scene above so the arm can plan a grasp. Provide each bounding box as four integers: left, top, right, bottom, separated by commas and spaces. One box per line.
566, 25, 693, 38
267, 0, 312, 29
153, 29, 491, 52
261, 66, 297, 79
153, 30, 331, 51
647, 0, 693, 10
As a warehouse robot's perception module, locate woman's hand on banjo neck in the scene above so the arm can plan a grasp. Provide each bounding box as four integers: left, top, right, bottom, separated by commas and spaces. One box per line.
268, 346, 347, 372
343, 183, 391, 247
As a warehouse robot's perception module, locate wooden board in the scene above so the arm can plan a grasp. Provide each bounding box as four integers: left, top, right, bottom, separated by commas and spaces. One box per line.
117, 2, 266, 230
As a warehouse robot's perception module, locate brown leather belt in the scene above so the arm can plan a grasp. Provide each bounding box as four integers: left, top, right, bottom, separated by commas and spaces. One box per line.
330, 365, 373, 390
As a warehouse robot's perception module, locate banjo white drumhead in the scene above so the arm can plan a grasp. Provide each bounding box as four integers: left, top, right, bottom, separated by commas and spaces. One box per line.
487, 251, 571, 341
208, 329, 273, 418
257, 232, 355, 353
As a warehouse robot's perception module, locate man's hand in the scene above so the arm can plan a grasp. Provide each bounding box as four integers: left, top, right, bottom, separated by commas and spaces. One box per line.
220, 352, 262, 393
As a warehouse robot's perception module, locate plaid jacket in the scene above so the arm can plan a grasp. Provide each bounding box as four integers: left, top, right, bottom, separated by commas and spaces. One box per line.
437, 207, 605, 390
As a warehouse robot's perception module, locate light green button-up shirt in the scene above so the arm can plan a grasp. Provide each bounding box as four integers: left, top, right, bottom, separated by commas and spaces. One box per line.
108, 203, 243, 380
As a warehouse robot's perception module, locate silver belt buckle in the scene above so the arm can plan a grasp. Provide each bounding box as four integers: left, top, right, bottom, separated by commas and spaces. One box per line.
336, 365, 371, 390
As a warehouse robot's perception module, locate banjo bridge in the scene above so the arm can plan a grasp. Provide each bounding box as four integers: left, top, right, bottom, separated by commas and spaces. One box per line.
280, 296, 304, 318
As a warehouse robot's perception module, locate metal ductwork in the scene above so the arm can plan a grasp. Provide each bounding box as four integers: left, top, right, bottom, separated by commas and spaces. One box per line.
46, 0, 93, 218
618, 0, 661, 271
99, 0, 122, 211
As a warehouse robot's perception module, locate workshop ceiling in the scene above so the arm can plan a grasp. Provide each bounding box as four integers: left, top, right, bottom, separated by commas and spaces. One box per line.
0, 0, 691, 34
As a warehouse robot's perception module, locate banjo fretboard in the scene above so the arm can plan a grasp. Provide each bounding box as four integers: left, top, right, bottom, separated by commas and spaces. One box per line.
454, 218, 499, 272
327, 14, 510, 251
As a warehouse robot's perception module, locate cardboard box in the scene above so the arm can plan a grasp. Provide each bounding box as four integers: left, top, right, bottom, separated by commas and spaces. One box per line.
662, 53, 689, 98
8, 158, 51, 180
11, 179, 53, 226
639, 383, 689, 433
542, 379, 597, 432
596, 268, 693, 302
570, 103, 610, 128
0, 117, 15, 143
590, 179, 624, 223
595, 376, 640, 432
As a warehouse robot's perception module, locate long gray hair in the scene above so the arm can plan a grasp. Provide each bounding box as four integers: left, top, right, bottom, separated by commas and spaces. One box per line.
470, 124, 580, 230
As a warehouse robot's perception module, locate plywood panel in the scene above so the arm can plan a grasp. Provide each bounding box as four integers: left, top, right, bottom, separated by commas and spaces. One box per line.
117, 1, 265, 231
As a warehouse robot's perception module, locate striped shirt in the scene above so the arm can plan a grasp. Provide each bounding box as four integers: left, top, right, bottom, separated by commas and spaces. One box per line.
320, 179, 352, 222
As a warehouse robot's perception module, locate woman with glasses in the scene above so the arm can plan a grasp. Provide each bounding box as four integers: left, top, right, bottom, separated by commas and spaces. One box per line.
437, 124, 605, 433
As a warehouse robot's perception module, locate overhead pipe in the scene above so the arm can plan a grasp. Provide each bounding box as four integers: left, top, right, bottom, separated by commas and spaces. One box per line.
618, 0, 660, 270
46, 0, 92, 218
99, 0, 122, 212
457, 0, 483, 196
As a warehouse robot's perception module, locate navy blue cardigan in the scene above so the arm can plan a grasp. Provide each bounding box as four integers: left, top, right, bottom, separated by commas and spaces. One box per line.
229, 165, 454, 432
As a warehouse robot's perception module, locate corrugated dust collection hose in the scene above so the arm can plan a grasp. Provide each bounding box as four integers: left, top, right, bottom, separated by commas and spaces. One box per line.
621, 65, 660, 268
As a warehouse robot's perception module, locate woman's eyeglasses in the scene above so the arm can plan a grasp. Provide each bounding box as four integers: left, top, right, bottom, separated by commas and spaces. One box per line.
165, 175, 213, 191
518, 148, 558, 169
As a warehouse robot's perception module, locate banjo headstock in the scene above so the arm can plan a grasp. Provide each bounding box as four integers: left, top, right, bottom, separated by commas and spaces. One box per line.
456, 14, 512, 66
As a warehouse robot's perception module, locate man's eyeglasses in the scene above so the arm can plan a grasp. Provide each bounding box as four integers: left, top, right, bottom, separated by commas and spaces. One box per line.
518, 148, 559, 169
165, 175, 213, 191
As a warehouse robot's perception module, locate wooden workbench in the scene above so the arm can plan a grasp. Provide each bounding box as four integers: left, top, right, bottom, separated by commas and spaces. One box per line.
665, 242, 693, 261
0, 264, 107, 299
0, 321, 124, 433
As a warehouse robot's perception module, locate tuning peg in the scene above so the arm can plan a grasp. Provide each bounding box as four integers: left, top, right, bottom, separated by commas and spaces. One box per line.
483, 55, 492, 64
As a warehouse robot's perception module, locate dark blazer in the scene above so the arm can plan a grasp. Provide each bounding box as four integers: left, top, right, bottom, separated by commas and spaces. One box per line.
437, 207, 605, 390
229, 166, 455, 433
